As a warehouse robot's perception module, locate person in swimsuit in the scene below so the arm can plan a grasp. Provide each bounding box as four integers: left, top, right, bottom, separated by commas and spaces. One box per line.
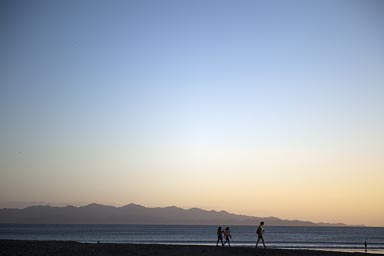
223, 227, 232, 247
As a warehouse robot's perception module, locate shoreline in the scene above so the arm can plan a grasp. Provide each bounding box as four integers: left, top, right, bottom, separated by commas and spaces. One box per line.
0, 240, 382, 256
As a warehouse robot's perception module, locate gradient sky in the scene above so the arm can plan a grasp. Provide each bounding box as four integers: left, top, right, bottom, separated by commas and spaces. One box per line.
1, 0, 384, 226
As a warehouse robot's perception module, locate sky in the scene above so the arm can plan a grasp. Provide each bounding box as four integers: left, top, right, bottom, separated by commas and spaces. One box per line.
0, 0, 384, 226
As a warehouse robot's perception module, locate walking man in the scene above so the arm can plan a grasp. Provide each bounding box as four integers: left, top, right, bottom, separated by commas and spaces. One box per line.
216, 227, 224, 246
256, 221, 266, 248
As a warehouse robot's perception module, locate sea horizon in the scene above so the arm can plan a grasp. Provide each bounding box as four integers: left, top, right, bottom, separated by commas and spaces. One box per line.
2, 3, 383, 256
1, 224, 383, 254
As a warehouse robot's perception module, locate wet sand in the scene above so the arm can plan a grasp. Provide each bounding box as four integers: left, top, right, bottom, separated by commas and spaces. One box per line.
0, 240, 377, 256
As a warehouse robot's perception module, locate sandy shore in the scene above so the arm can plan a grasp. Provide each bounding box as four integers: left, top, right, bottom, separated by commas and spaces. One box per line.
0, 240, 378, 256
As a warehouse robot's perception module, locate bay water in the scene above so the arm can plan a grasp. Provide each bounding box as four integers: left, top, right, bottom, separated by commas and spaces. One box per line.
1, 225, 383, 253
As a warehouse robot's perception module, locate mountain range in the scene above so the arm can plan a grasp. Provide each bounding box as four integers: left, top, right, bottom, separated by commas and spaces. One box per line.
0, 203, 346, 226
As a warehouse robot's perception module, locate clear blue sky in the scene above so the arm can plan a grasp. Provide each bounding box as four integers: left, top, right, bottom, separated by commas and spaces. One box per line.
1, 0, 384, 226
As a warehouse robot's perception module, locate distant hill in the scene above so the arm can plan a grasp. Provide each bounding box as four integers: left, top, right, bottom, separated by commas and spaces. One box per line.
0, 203, 346, 226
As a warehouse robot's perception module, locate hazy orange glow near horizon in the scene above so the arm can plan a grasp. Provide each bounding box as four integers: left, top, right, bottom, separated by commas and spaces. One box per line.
1, 0, 384, 227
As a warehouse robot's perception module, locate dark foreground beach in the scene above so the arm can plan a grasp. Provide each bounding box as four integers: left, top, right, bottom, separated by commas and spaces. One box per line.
0, 240, 380, 256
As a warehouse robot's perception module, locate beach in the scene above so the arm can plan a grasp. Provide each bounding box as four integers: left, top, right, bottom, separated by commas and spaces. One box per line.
0, 240, 379, 256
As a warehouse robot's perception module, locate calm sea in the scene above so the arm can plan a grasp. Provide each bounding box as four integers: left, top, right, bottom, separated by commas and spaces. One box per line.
1, 225, 383, 254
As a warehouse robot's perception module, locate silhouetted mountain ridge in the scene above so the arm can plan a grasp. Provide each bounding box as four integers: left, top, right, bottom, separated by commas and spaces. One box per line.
0, 203, 347, 226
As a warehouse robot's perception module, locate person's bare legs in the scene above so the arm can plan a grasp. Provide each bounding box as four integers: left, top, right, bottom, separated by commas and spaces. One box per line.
256, 237, 266, 248
216, 237, 223, 246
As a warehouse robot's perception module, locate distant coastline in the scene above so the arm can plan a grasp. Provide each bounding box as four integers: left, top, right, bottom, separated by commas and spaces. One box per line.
0, 203, 350, 226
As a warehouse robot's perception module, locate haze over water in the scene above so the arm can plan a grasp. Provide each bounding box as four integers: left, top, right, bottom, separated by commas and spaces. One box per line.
1, 0, 384, 226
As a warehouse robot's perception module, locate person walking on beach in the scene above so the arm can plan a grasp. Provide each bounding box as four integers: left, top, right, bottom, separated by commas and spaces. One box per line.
223, 227, 232, 247
216, 227, 224, 246
256, 222, 266, 248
